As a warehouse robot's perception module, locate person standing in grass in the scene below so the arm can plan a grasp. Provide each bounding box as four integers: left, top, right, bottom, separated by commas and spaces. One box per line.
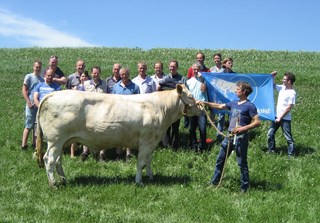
215, 57, 236, 143
65, 59, 87, 89
21, 59, 44, 150
187, 52, 210, 79
204, 81, 261, 192
112, 67, 140, 161
267, 71, 296, 156
187, 62, 208, 152
69, 71, 90, 158
158, 60, 187, 150
80, 66, 107, 162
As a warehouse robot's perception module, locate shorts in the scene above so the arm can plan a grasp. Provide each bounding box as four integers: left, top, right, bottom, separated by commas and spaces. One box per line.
25, 105, 37, 129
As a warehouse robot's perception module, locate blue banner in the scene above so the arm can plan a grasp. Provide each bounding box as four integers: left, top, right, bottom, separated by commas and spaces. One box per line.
201, 72, 275, 121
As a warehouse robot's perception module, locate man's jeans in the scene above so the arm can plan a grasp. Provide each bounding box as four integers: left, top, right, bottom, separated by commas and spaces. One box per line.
211, 133, 249, 191
267, 119, 295, 155
189, 114, 207, 150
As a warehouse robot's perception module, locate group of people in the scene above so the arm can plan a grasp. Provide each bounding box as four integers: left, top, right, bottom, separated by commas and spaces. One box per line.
21, 52, 297, 192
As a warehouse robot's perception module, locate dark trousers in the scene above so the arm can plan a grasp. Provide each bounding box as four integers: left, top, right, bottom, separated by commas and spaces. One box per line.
166, 119, 181, 150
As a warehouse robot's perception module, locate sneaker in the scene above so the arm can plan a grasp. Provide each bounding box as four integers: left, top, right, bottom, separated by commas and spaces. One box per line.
21, 145, 28, 150
80, 152, 89, 161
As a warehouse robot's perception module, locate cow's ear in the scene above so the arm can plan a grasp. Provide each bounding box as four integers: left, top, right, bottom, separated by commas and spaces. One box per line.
176, 84, 183, 94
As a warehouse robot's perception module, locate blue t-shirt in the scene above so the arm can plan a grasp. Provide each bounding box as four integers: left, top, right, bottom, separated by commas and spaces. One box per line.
34, 82, 62, 101
112, 81, 140, 95
226, 100, 258, 132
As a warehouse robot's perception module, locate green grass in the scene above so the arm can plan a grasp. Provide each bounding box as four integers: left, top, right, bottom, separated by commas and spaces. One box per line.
0, 47, 319, 222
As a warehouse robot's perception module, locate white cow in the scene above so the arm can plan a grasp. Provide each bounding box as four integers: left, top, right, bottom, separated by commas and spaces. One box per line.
36, 84, 203, 188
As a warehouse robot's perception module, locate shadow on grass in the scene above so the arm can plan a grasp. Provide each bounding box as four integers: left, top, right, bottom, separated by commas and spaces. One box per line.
261, 144, 316, 157
69, 174, 191, 187
250, 180, 283, 191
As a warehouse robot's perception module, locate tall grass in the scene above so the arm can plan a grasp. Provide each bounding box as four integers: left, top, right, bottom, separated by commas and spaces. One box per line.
0, 47, 319, 222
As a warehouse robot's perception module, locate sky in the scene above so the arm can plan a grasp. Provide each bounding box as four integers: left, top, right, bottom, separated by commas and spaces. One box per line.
0, 0, 319, 52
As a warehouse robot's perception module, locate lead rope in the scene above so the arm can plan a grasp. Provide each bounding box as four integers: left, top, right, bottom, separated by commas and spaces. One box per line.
198, 103, 233, 189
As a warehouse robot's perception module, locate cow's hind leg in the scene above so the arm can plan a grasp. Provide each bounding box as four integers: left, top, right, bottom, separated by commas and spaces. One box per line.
43, 142, 63, 188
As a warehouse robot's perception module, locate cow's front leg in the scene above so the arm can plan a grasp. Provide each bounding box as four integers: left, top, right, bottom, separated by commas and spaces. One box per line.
145, 153, 154, 180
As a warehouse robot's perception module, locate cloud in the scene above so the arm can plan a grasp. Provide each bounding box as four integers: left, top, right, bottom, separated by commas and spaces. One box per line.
0, 9, 95, 47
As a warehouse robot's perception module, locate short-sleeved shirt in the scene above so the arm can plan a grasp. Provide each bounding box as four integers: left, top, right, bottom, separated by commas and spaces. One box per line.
226, 100, 258, 132
151, 73, 166, 89
186, 76, 208, 101
83, 79, 107, 93
210, 66, 224, 73
66, 73, 81, 89
34, 82, 62, 101
159, 73, 187, 90
23, 73, 44, 102
276, 85, 296, 120
106, 75, 120, 93
132, 75, 157, 94
112, 81, 140, 95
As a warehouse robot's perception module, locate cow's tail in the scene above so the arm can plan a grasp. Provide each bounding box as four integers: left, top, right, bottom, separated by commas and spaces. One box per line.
36, 102, 45, 168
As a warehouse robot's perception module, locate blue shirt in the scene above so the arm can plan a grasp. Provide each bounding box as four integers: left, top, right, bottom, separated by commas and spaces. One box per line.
226, 100, 258, 132
112, 80, 140, 95
23, 73, 44, 102
34, 82, 62, 101
187, 76, 208, 101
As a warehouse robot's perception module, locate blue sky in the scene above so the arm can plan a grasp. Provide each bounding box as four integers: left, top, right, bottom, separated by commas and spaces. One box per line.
0, 0, 319, 52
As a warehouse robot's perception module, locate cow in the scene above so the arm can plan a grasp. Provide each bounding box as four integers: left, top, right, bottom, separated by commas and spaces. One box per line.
36, 84, 204, 188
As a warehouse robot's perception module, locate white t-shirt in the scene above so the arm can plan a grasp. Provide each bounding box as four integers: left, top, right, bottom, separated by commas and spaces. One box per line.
276, 85, 296, 120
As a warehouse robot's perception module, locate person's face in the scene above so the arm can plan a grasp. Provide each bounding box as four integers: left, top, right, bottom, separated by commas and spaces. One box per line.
113, 64, 121, 77
154, 63, 163, 75
76, 61, 86, 74
49, 58, 58, 69
235, 86, 245, 98
213, 55, 221, 65
91, 68, 101, 81
282, 76, 290, 86
120, 70, 129, 82
192, 65, 200, 76
169, 62, 178, 74
80, 73, 88, 82
196, 54, 204, 64
225, 60, 233, 69
45, 70, 54, 84
33, 62, 42, 75
138, 64, 147, 76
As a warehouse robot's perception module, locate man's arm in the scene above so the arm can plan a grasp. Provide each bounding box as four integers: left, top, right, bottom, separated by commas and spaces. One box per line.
34, 92, 40, 108
53, 76, 67, 85
202, 101, 227, 110
22, 84, 33, 108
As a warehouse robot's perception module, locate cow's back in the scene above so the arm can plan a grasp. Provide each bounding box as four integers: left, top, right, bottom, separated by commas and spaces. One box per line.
38, 90, 183, 150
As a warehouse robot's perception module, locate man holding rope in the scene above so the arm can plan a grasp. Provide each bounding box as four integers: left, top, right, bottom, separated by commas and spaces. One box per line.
203, 81, 261, 192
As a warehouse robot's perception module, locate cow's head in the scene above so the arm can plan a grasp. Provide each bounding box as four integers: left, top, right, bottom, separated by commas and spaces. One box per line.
176, 84, 204, 116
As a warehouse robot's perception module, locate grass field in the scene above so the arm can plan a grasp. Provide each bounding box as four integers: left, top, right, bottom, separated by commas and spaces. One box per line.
0, 47, 319, 222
